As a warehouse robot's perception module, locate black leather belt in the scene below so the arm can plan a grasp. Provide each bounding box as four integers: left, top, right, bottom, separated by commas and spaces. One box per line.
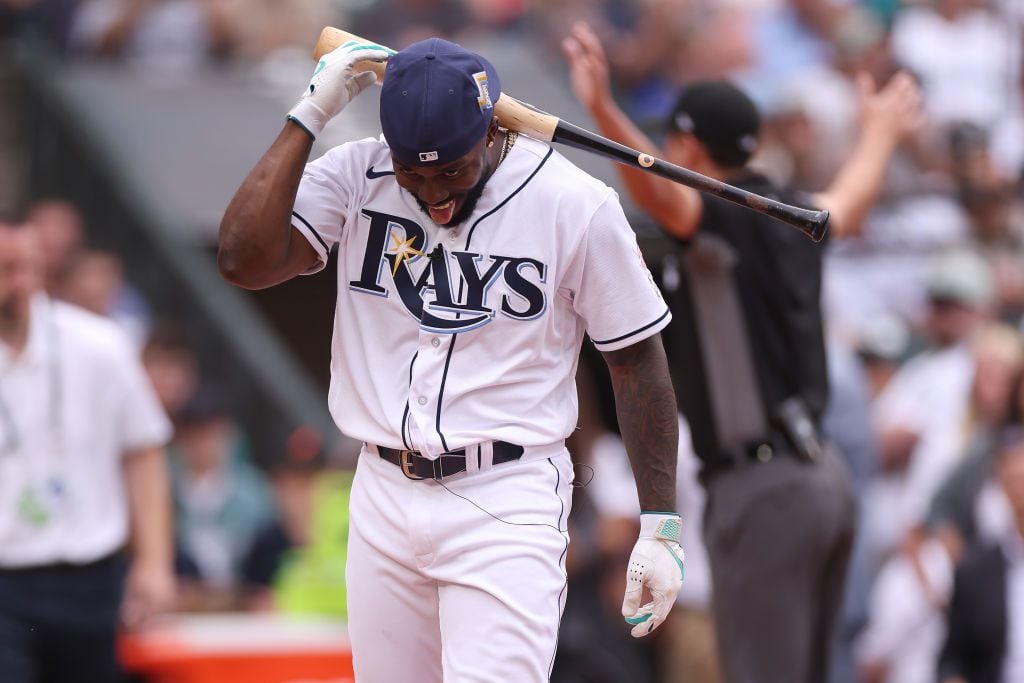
700, 432, 790, 483
377, 441, 525, 480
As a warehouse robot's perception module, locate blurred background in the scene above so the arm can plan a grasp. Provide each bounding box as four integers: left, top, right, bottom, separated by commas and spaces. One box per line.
1, 0, 1023, 681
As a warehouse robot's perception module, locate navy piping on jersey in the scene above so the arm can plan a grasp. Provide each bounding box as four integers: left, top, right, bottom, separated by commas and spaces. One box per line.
591, 307, 671, 347
465, 147, 553, 245
547, 457, 570, 678
431, 146, 554, 452
435, 340, 457, 453
291, 211, 330, 253
400, 352, 418, 450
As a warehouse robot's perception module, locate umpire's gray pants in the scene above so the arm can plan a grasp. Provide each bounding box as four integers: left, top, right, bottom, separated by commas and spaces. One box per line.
703, 445, 856, 683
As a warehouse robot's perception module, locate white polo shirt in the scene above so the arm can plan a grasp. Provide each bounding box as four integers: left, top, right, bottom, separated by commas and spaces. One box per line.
0, 295, 172, 568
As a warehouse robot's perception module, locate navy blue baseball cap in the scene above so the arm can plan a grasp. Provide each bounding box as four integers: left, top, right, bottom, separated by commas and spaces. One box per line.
380, 38, 501, 167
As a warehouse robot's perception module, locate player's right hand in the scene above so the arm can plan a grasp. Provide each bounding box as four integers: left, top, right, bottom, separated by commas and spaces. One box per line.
288, 40, 394, 139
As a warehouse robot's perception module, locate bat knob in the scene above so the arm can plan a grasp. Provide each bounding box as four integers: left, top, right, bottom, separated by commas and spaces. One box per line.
808, 210, 830, 243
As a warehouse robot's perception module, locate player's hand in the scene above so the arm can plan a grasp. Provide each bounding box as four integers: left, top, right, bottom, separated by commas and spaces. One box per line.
621, 512, 685, 638
561, 21, 614, 114
858, 70, 924, 147
288, 40, 394, 139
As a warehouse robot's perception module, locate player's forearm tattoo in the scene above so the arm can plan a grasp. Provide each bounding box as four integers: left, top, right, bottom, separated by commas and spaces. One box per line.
602, 336, 679, 512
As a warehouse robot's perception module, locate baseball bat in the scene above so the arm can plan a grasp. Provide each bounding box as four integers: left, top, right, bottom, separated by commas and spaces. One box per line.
314, 27, 830, 242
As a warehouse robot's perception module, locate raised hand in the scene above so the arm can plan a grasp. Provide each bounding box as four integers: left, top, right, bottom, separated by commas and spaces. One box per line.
561, 21, 614, 114
858, 70, 925, 148
288, 40, 394, 139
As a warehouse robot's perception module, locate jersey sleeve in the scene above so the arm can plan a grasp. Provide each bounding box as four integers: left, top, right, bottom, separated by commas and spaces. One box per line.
291, 139, 376, 274
571, 195, 671, 351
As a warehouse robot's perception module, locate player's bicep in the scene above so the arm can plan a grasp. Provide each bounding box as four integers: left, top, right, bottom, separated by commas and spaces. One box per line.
285, 224, 326, 276
289, 143, 367, 273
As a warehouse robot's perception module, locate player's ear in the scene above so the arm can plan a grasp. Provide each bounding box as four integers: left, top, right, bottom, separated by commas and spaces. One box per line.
486, 117, 499, 147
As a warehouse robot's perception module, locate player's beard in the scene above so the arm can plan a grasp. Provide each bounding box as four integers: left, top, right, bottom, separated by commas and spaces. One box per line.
414, 167, 490, 229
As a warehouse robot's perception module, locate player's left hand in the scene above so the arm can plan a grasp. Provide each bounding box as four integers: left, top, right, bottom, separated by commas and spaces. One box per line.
621, 512, 685, 637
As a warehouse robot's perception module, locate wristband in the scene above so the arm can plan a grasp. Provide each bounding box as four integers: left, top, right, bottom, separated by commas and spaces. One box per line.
639, 511, 681, 542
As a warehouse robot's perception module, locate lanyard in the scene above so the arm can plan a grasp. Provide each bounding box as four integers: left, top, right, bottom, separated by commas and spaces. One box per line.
0, 301, 63, 457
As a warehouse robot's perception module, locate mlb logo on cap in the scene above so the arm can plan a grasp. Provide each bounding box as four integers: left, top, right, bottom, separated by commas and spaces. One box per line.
380, 38, 502, 167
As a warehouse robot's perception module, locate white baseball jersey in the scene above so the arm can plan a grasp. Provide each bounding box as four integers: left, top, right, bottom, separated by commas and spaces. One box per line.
291, 134, 670, 458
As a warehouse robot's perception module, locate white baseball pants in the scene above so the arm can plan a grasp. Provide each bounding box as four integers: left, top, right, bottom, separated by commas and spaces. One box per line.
346, 445, 573, 682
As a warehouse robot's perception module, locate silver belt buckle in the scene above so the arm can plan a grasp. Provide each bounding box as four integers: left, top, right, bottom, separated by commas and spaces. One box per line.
400, 450, 426, 480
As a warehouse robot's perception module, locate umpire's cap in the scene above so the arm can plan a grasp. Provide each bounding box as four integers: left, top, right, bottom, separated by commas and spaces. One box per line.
669, 80, 760, 168
380, 38, 501, 167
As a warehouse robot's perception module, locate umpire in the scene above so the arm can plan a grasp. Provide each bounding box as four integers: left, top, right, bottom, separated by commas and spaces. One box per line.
564, 21, 922, 683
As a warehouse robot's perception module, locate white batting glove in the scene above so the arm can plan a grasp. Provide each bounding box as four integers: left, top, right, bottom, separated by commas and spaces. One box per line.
622, 512, 685, 638
287, 40, 394, 139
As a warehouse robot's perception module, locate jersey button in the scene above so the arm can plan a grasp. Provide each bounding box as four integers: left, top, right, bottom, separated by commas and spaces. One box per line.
417, 396, 428, 406
430, 337, 440, 348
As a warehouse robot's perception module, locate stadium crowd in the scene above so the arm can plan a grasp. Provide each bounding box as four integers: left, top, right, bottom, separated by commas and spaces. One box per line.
1, 0, 1024, 682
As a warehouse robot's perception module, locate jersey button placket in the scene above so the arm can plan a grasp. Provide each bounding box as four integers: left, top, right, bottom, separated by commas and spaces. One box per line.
430, 337, 441, 348
417, 396, 428, 406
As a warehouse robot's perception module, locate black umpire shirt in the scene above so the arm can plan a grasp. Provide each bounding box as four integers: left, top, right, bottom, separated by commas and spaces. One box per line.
659, 172, 829, 465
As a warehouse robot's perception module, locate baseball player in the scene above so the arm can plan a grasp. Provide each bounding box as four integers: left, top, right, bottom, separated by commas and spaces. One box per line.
218, 38, 684, 681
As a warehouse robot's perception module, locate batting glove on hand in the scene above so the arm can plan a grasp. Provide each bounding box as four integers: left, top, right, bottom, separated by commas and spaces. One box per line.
622, 512, 685, 638
288, 41, 394, 139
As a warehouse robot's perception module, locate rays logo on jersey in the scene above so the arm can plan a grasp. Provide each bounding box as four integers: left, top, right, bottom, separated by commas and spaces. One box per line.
349, 209, 547, 333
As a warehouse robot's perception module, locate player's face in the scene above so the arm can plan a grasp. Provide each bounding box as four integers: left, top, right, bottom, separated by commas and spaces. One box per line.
392, 133, 493, 228
0, 229, 41, 328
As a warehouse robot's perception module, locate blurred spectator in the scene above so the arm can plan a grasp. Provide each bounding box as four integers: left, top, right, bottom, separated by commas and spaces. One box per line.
170, 385, 274, 607
856, 323, 1023, 683
947, 123, 1024, 318
823, 334, 880, 683
0, 220, 174, 682
938, 426, 1024, 683
25, 198, 84, 296
867, 249, 996, 563
69, 0, 236, 70
57, 248, 151, 348
854, 312, 912, 399
242, 430, 350, 618
891, 0, 1021, 140
926, 366, 1024, 553
141, 320, 200, 421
